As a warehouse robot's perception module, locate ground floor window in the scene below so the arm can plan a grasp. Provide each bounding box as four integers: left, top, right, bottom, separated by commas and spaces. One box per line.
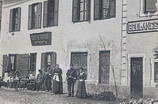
154, 62, 158, 82
41, 52, 57, 71
30, 53, 37, 75
99, 51, 110, 84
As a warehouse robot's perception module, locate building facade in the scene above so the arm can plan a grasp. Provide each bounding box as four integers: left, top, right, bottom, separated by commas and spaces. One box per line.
126, 0, 158, 98
0, 0, 124, 96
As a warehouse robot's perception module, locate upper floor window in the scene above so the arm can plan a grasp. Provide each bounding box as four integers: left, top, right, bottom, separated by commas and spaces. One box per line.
9, 7, 21, 32
72, 0, 91, 22
155, 62, 158, 82
28, 3, 42, 30
94, 0, 116, 20
43, 0, 59, 27
144, 0, 157, 13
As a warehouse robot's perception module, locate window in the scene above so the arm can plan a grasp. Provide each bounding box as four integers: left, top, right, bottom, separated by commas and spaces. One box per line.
28, 3, 42, 29
41, 52, 57, 71
72, 0, 91, 22
8, 54, 16, 72
9, 7, 21, 32
30, 53, 37, 73
94, 0, 116, 20
43, 0, 59, 27
144, 0, 157, 13
154, 62, 158, 82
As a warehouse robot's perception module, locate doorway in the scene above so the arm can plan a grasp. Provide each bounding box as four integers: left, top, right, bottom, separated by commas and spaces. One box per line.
130, 57, 143, 98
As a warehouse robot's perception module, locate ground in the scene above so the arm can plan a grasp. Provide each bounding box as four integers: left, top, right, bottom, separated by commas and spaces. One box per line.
0, 87, 118, 104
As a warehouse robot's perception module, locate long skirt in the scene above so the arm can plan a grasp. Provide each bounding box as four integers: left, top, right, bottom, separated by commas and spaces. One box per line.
76, 80, 87, 98
53, 80, 63, 94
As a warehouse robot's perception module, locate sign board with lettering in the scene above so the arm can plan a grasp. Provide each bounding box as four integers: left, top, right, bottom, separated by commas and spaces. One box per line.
127, 18, 158, 34
30, 32, 52, 46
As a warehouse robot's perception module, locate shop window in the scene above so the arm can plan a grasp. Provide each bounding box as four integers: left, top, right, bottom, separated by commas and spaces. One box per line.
9, 7, 21, 32
28, 3, 42, 29
94, 0, 116, 20
144, 0, 157, 13
99, 51, 110, 84
154, 62, 158, 82
30, 53, 37, 73
72, 0, 91, 22
43, 0, 59, 27
41, 52, 57, 71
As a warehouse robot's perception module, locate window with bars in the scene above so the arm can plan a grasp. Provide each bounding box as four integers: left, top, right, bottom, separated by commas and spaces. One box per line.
43, 0, 59, 27
144, 0, 157, 13
94, 0, 116, 20
72, 0, 90, 22
9, 7, 21, 32
28, 3, 42, 29
154, 62, 158, 82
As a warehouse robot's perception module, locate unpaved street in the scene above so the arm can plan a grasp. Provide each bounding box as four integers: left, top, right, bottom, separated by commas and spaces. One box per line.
0, 88, 118, 104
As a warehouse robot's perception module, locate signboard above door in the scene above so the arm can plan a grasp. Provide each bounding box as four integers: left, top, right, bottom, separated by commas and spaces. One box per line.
30, 32, 52, 46
127, 18, 158, 34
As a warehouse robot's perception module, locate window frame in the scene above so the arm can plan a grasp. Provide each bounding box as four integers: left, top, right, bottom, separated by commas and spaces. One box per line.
94, 0, 116, 20
9, 7, 21, 32
154, 61, 158, 83
72, 0, 91, 23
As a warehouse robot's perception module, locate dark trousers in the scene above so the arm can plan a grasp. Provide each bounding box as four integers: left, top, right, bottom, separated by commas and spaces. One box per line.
67, 80, 75, 96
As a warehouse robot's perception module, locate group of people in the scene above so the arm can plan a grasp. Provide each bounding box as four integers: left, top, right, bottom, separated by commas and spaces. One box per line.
37, 64, 88, 98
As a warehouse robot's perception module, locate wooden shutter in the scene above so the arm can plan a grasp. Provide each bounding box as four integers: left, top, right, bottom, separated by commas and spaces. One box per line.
16, 54, 30, 77
41, 53, 46, 71
17, 7, 21, 31
109, 0, 115, 17
37, 3, 42, 28
9, 9, 13, 32
3, 55, 9, 73
28, 5, 32, 29
30, 53, 37, 72
154, 62, 158, 82
86, 0, 91, 21
54, 0, 59, 26
94, 0, 101, 20
72, 0, 79, 22
144, 0, 157, 13
43, 1, 48, 27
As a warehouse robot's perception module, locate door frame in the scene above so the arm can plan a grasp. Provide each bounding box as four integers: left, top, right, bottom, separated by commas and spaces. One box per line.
128, 54, 146, 98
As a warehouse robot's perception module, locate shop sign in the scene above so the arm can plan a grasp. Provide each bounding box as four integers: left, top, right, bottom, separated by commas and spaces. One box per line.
30, 32, 52, 46
127, 18, 158, 34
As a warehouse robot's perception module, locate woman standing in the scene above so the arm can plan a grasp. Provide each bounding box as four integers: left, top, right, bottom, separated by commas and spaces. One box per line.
76, 67, 87, 98
52, 64, 63, 94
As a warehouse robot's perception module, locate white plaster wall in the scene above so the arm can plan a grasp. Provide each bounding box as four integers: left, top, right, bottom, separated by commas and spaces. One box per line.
0, 0, 122, 85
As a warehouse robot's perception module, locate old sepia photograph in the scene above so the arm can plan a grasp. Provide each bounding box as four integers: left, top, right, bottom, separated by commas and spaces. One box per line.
0, 0, 158, 104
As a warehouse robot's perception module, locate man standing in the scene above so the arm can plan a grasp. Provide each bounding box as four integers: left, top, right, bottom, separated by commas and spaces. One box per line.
36, 70, 44, 91
66, 65, 77, 97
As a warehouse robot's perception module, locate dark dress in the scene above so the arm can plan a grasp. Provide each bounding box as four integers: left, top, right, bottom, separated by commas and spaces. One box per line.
52, 68, 63, 94
76, 71, 87, 98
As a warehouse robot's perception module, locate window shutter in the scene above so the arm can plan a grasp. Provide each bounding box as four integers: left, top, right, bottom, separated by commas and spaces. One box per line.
17, 8, 21, 31
109, 0, 115, 17
41, 53, 46, 71
94, 0, 101, 20
86, 0, 91, 21
28, 5, 32, 29
144, 0, 157, 13
3, 55, 9, 73
72, 0, 79, 22
9, 9, 13, 32
43, 1, 48, 27
37, 3, 42, 28
53, 0, 59, 26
